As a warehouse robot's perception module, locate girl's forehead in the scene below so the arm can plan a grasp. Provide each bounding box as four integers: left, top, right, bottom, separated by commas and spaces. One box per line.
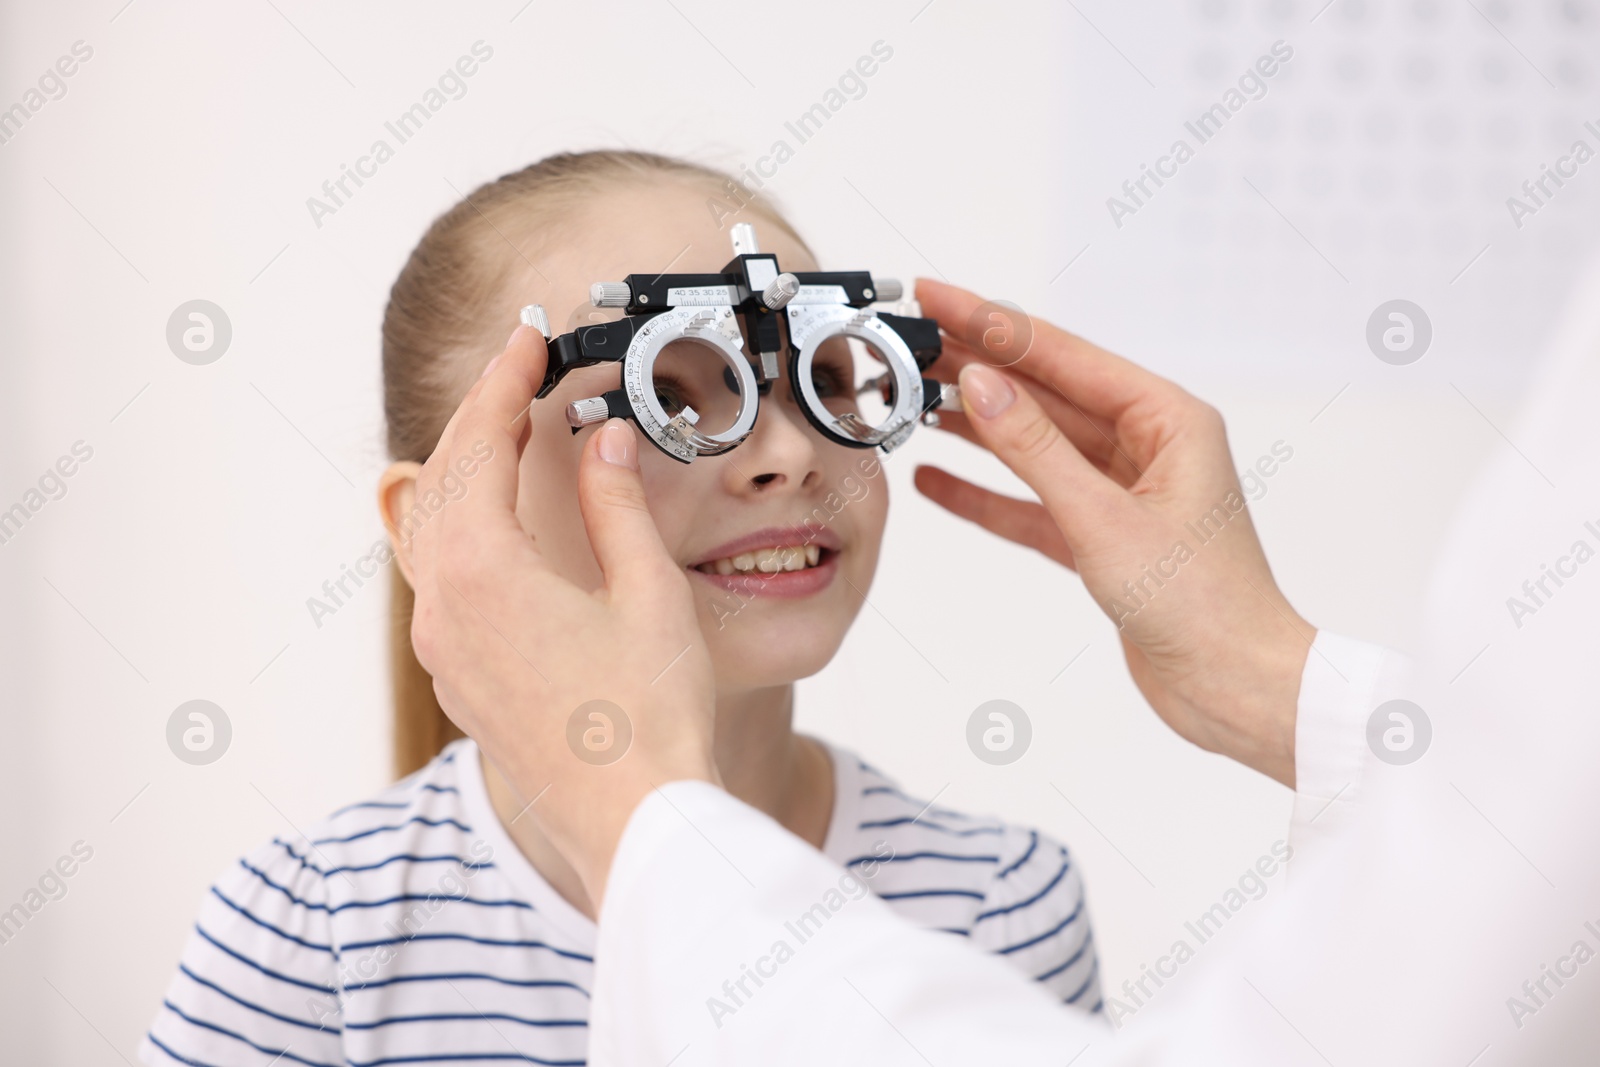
559, 188, 814, 274
537, 207, 815, 331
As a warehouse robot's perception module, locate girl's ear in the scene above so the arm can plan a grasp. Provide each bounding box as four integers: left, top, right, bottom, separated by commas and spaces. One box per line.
377, 462, 424, 588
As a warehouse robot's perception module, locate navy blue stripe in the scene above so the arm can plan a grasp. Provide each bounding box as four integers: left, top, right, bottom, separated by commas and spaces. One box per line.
345, 1011, 587, 1031
340, 931, 594, 963
1064, 957, 1100, 1004
240, 860, 532, 915
210, 887, 333, 953
145, 1031, 223, 1067
324, 854, 493, 876
275, 838, 493, 876
844, 850, 1000, 866
311, 816, 475, 845
344, 972, 591, 997
238, 860, 330, 911
998, 896, 1084, 955
1035, 929, 1094, 983
857, 786, 969, 820
177, 962, 340, 1033
996, 830, 1039, 879
975, 852, 1072, 922
160, 1000, 340, 1067
331, 892, 530, 915
875, 888, 986, 902
195, 925, 337, 994
350, 1052, 583, 1066
274, 838, 329, 878
332, 800, 413, 816
857, 817, 1005, 837
328, 790, 457, 819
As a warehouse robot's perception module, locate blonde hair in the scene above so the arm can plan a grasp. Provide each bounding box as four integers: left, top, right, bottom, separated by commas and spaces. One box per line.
382, 149, 813, 778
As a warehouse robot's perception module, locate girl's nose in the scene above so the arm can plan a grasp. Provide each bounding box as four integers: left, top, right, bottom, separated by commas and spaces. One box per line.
719, 383, 825, 495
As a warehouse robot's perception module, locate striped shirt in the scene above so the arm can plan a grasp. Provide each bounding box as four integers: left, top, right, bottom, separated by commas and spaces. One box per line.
140, 737, 1100, 1066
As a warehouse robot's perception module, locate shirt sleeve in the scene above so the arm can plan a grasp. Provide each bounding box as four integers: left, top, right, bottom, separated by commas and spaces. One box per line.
139, 837, 345, 1067
589, 782, 1110, 1067
966, 830, 1105, 1014
1288, 631, 1414, 860
591, 629, 1582, 1066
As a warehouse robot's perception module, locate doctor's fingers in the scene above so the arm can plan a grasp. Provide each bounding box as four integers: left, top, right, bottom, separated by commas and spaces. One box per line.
408, 331, 561, 676
911, 464, 1078, 571
935, 340, 1235, 509
420, 327, 556, 603
923, 402, 1138, 487
953, 362, 1130, 548
927, 335, 1123, 476
405, 349, 495, 590
441, 324, 547, 553
915, 277, 1184, 425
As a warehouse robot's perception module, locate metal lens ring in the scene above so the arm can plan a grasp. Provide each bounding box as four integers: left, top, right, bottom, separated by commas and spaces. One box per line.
624, 304, 759, 463
786, 303, 924, 452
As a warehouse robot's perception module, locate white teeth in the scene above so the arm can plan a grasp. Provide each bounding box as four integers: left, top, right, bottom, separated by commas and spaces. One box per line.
767, 547, 803, 572
698, 544, 828, 575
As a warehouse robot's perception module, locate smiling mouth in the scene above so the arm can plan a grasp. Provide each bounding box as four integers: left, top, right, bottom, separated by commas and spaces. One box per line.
692, 544, 831, 576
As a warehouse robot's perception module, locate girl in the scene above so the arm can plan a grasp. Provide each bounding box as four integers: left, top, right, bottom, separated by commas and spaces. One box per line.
140, 150, 1101, 1067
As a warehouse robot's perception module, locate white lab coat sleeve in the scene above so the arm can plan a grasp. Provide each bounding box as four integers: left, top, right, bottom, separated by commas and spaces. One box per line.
586, 779, 1117, 1067
587, 635, 1405, 1067
1286, 631, 1414, 856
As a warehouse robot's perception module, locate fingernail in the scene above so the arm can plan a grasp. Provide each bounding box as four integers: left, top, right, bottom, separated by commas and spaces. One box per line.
959, 363, 1015, 418
480, 353, 503, 380
598, 419, 638, 469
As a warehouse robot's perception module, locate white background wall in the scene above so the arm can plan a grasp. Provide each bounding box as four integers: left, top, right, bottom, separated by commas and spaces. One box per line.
1, 0, 1593, 1062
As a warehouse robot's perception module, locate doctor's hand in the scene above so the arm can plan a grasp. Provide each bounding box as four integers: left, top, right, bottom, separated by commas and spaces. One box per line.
913, 279, 1312, 788
395, 322, 717, 901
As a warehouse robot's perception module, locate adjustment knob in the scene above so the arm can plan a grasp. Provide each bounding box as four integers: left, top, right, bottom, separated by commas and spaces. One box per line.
590, 282, 631, 308
730, 222, 760, 256
762, 273, 801, 310
566, 397, 610, 428
870, 278, 904, 303
519, 303, 551, 340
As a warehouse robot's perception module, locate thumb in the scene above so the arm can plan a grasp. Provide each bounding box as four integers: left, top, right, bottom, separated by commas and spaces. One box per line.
956, 362, 1119, 541
578, 420, 683, 600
